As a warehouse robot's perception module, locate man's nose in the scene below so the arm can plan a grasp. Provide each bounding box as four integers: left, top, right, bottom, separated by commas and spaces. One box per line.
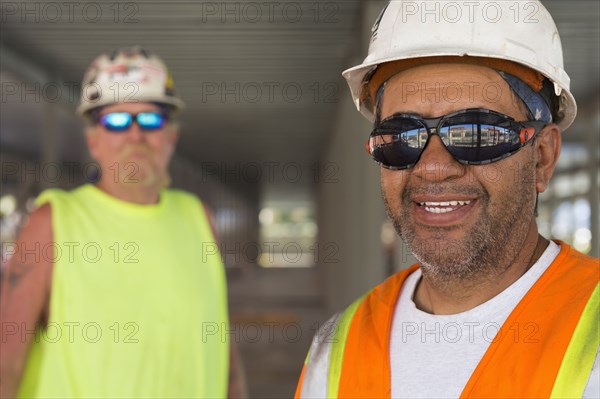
411, 135, 466, 182
125, 122, 145, 142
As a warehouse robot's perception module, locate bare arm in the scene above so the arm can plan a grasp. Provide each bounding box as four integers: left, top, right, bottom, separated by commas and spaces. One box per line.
0, 204, 53, 398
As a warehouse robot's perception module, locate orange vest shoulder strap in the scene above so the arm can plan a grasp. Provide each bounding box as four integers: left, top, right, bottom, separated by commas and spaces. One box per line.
337, 264, 420, 398
461, 243, 599, 398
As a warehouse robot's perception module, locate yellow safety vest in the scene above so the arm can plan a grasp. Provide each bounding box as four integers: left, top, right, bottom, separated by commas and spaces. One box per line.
18, 184, 229, 398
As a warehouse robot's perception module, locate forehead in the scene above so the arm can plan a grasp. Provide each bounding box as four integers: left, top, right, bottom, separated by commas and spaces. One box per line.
98, 102, 162, 115
380, 63, 524, 120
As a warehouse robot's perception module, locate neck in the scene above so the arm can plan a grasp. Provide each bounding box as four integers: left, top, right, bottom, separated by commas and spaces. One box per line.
414, 226, 549, 315
95, 179, 161, 205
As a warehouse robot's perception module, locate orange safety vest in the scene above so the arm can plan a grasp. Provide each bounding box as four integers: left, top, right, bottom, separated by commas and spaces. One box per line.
296, 242, 599, 398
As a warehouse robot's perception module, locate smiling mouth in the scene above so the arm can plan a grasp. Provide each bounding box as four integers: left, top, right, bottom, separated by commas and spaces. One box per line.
418, 200, 472, 214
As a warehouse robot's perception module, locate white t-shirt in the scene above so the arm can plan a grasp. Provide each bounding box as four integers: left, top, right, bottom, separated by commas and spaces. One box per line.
390, 241, 599, 398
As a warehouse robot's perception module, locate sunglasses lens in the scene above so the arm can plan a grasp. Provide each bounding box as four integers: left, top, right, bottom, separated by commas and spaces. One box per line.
440, 112, 521, 163
137, 112, 165, 130
369, 119, 428, 169
100, 112, 132, 131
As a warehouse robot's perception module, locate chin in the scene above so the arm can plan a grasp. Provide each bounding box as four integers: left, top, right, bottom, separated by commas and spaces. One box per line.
130, 168, 162, 187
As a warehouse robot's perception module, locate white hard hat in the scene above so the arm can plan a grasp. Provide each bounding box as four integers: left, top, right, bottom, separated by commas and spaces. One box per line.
77, 46, 185, 115
342, 0, 576, 131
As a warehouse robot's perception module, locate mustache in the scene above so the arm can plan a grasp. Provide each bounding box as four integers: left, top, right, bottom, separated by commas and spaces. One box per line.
402, 183, 486, 201
118, 144, 154, 159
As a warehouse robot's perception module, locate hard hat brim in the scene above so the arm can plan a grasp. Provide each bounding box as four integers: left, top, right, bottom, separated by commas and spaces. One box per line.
76, 95, 185, 116
343, 53, 577, 132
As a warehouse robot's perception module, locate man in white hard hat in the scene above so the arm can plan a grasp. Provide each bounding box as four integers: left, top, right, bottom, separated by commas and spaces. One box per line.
296, 1, 598, 397
0, 47, 246, 398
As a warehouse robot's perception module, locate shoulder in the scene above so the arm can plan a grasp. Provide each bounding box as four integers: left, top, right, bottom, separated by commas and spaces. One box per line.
303, 268, 421, 372
5, 203, 53, 272
35, 188, 67, 206
554, 241, 599, 274
367, 264, 421, 306
305, 312, 343, 364
23, 203, 53, 238
319, 265, 421, 330
312, 266, 421, 345
35, 185, 91, 207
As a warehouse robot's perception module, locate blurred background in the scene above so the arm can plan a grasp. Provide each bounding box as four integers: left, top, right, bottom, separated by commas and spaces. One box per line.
1, 0, 598, 397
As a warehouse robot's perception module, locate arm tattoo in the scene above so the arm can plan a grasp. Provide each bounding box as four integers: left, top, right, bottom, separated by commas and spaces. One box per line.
7, 263, 33, 288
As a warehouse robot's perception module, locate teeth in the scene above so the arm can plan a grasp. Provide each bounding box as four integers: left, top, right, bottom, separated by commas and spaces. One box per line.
420, 200, 472, 213
424, 207, 453, 213
420, 200, 471, 207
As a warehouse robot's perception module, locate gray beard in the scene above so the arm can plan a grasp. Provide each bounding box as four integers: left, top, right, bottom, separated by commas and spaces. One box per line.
383, 161, 536, 288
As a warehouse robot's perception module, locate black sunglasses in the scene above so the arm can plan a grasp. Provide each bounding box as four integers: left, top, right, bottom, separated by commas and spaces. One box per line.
367, 108, 546, 170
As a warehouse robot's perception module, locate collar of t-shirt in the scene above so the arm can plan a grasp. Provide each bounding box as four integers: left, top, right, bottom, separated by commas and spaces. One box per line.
401, 240, 560, 321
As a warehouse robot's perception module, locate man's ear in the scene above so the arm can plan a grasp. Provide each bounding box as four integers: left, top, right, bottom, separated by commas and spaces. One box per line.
534, 124, 561, 193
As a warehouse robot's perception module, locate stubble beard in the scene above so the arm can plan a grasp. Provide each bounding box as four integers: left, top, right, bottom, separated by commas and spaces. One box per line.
383, 160, 537, 288
118, 145, 162, 188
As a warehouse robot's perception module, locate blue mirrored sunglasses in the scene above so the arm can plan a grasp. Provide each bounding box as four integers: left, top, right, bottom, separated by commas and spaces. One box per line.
97, 111, 168, 132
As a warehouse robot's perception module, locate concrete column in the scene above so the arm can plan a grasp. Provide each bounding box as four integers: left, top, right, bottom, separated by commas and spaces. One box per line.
587, 102, 599, 258
317, 0, 391, 313
41, 100, 59, 189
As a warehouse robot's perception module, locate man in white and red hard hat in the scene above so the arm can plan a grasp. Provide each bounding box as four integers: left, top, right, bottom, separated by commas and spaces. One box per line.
1, 47, 246, 398
296, 1, 598, 397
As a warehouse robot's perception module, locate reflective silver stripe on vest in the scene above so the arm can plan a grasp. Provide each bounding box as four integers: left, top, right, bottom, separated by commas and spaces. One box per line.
299, 313, 341, 398
583, 347, 599, 398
